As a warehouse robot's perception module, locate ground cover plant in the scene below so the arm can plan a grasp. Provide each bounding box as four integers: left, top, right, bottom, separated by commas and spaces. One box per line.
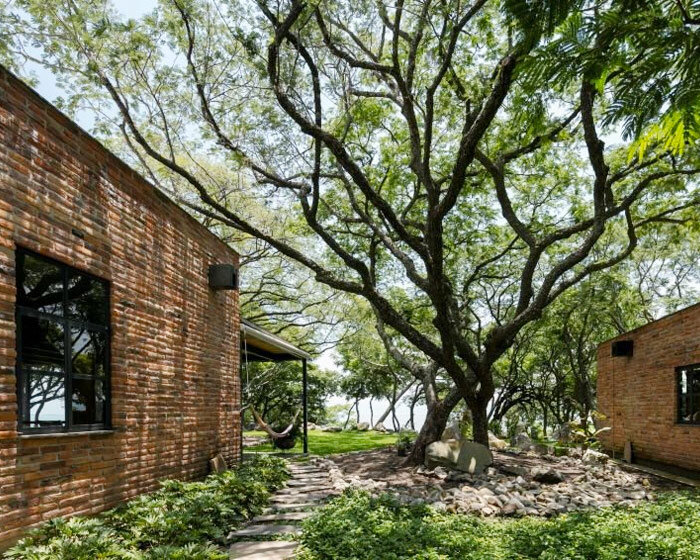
3, 456, 288, 560
296, 489, 700, 560
245, 429, 398, 455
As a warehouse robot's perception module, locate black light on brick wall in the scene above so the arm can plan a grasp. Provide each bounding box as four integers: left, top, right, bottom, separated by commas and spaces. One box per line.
208, 264, 238, 290
611, 340, 634, 357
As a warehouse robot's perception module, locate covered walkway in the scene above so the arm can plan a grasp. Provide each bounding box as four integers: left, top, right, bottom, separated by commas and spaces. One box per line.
240, 318, 311, 453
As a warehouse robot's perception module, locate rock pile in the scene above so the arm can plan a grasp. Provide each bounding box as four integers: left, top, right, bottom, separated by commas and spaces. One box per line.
316, 452, 656, 518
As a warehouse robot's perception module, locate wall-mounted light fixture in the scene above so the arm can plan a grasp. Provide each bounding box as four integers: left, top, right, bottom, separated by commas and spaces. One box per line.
611, 340, 633, 357
208, 264, 239, 290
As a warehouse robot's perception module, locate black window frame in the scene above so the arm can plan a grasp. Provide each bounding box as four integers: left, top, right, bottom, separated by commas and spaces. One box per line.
15, 248, 111, 434
676, 363, 700, 426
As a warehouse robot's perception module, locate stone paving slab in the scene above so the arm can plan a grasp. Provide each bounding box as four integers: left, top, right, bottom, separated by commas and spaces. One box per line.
287, 475, 330, 486
269, 501, 320, 511
287, 475, 328, 481
278, 485, 332, 495
272, 493, 330, 504
229, 540, 298, 559
229, 524, 301, 538
253, 511, 312, 523
286, 480, 329, 487
228, 460, 331, 559
288, 476, 328, 483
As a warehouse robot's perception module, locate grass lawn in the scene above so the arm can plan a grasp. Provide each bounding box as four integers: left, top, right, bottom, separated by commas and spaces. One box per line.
245, 429, 398, 455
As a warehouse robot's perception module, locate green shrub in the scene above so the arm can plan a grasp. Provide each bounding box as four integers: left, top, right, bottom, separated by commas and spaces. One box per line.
237, 455, 290, 490
297, 489, 700, 560
396, 431, 417, 446
3, 518, 137, 560
297, 490, 502, 560
142, 544, 227, 560
105, 474, 269, 547
4, 456, 288, 560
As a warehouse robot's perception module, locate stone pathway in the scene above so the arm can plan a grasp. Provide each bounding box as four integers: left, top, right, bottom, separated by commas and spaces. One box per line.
228, 460, 334, 559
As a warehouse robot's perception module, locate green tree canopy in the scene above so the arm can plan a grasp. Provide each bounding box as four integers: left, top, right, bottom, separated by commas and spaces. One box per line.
2, 0, 698, 455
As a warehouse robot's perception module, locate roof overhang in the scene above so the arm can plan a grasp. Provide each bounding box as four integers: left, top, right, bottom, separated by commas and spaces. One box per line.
240, 318, 311, 362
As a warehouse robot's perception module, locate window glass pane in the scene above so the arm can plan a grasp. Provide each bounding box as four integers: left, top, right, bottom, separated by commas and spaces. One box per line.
26, 371, 65, 428
18, 254, 64, 315
67, 272, 108, 324
679, 371, 688, 395
691, 372, 700, 393
71, 328, 107, 377
680, 394, 689, 421
72, 377, 96, 425
21, 316, 64, 374
95, 378, 106, 424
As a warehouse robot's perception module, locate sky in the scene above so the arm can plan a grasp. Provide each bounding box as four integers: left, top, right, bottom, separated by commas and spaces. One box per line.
23, 0, 428, 431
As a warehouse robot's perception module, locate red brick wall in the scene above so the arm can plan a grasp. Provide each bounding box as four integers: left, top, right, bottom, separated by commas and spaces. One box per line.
0, 67, 241, 549
597, 303, 700, 472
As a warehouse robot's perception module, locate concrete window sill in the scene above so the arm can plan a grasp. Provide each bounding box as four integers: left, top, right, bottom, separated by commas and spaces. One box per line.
18, 430, 115, 439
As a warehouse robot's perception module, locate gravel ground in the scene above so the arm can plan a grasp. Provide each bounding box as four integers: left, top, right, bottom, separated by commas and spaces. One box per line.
316, 446, 684, 517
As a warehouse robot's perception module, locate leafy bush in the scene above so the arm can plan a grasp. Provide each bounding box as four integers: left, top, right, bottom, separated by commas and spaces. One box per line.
4, 456, 288, 560
142, 543, 228, 560
297, 491, 501, 560
396, 431, 417, 447
297, 489, 700, 560
237, 455, 289, 490
3, 518, 137, 560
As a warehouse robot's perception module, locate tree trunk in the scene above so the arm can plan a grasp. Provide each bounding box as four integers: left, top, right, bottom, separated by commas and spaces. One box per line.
543, 406, 548, 440
471, 400, 489, 447
343, 400, 357, 430
404, 389, 461, 465
376, 381, 414, 425
369, 397, 374, 426
408, 387, 419, 430
391, 376, 400, 431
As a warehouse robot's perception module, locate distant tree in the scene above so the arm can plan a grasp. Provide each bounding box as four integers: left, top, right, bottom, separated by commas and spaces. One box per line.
336, 322, 415, 430
242, 360, 338, 428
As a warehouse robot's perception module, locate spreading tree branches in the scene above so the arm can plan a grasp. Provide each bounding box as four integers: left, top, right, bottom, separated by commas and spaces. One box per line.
2, 0, 699, 456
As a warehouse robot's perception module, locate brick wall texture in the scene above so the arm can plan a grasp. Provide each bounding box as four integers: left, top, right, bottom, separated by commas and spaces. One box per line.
597, 303, 700, 472
0, 66, 241, 548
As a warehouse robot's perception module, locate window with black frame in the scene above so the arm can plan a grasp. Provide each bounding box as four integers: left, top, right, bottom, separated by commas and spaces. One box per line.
677, 364, 700, 425
16, 249, 110, 433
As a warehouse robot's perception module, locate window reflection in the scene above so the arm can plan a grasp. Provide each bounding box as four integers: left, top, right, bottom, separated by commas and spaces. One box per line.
678, 366, 700, 424
16, 249, 110, 432
18, 254, 64, 315
95, 378, 105, 423
71, 327, 106, 378
27, 372, 65, 428
72, 377, 96, 425
21, 316, 64, 374
67, 273, 108, 324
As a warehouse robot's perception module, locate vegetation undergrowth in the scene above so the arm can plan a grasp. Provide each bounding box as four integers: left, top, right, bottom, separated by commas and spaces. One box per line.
296, 489, 700, 560
4, 456, 288, 560
245, 429, 398, 455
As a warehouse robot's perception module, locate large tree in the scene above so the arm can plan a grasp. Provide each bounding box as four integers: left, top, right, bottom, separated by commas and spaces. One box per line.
3, 0, 699, 458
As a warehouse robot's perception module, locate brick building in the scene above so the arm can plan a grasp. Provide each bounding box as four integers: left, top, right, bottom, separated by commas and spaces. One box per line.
597, 302, 700, 472
0, 66, 244, 548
